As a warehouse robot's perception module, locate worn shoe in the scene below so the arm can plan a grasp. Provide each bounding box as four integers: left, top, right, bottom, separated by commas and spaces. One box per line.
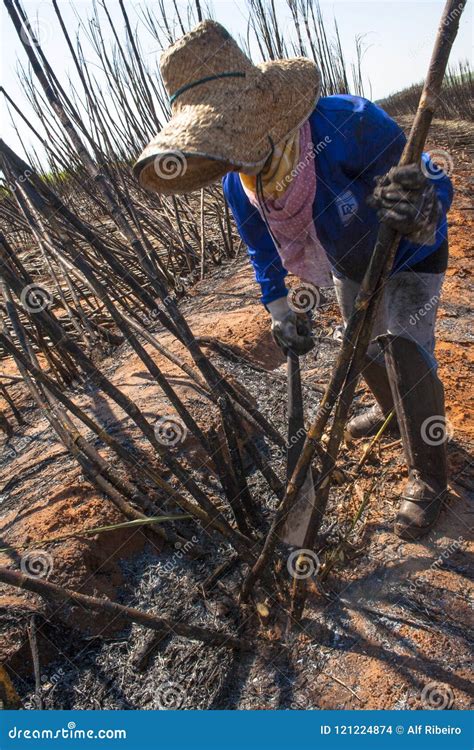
396, 471, 446, 540
346, 359, 398, 439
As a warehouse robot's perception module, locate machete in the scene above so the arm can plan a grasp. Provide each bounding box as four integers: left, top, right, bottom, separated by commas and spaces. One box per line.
281, 349, 316, 546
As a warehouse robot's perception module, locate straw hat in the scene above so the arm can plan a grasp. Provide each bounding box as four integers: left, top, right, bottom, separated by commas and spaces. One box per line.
134, 20, 321, 194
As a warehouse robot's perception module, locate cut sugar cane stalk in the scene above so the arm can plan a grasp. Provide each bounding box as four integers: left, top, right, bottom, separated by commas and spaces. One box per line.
242, 0, 466, 604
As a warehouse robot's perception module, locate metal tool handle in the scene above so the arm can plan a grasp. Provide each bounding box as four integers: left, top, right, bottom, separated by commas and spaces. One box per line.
287, 350, 305, 481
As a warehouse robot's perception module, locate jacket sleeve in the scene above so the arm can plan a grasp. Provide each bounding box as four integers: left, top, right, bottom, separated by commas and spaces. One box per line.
349, 100, 453, 210
349, 100, 454, 256
420, 152, 454, 215
222, 173, 288, 305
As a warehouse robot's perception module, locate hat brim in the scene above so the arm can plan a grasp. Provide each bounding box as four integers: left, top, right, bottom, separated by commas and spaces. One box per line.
134, 58, 321, 194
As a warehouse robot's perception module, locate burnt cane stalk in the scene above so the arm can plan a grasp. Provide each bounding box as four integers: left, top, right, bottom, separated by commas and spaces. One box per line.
0, 567, 252, 650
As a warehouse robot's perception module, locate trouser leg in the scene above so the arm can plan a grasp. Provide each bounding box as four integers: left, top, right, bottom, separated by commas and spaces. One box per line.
379, 271, 448, 539
334, 269, 448, 537
333, 275, 396, 438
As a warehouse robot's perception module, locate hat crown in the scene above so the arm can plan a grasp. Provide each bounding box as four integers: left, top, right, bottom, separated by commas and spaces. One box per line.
160, 20, 254, 102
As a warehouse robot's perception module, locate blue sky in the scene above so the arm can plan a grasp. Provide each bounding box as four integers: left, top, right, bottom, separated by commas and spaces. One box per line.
1, 0, 472, 158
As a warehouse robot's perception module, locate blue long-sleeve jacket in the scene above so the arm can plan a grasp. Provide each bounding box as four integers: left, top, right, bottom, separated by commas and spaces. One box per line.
222, 95, 453, 305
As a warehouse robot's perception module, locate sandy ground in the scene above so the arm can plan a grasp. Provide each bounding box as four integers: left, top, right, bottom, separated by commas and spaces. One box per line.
0, 121, 472, 710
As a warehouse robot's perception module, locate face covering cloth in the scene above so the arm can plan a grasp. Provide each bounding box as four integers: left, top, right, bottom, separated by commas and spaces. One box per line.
240, 119, 333, 288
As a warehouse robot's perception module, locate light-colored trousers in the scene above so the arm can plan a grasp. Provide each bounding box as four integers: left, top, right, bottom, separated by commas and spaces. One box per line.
333, 271, 445, 370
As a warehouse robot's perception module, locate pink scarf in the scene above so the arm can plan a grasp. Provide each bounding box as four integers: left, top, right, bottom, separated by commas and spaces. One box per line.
241, 120, 333, 288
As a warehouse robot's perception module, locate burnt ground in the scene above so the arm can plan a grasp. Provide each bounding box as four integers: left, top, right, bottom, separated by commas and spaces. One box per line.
0, 120, 472, 711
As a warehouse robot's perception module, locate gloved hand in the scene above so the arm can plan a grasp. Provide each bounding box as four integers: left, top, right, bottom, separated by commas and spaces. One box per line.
267, 296, 314, 355
368, 164, 440, 245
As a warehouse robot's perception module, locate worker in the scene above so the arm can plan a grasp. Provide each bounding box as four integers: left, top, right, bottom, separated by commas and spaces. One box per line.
134, 20, 453, 541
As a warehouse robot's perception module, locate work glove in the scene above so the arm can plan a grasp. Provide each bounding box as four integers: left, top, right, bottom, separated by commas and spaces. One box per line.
368, 164, 440, 245
267, 296, 314, 356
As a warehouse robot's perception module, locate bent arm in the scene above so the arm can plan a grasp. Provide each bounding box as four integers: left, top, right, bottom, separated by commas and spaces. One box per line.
222, 172, 288, 305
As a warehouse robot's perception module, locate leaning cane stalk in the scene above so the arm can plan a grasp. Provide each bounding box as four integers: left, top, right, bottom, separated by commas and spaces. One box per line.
242, 0, 466, 603
0, 567, 252, 651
